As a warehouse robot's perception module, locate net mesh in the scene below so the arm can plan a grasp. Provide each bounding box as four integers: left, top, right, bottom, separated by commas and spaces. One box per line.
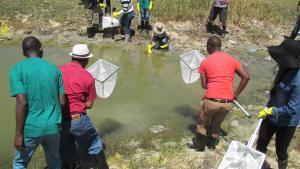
218, 141, 266, 169
87, 59, 119, 98
179, 50, 205, 84
102, 16, 120, 29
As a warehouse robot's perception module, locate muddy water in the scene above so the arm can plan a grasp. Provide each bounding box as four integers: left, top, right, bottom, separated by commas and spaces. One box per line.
0, 44, 275, 165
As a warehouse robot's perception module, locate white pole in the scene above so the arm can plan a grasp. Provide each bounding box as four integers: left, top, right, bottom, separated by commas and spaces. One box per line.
247, 118, 263, 148
233, 100, 252, 118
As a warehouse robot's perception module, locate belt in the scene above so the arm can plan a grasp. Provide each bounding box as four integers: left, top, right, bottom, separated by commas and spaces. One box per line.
207, 98, 233, 103
70, 113, 86, 120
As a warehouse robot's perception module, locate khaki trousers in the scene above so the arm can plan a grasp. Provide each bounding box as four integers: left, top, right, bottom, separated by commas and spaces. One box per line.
196, 99, 233, 138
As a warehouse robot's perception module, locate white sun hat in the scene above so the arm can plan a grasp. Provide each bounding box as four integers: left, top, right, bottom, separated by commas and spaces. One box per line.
153, 22, 166, 35
69, 44, 94, 59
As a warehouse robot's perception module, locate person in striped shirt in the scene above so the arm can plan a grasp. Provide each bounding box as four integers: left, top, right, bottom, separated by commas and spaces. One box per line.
113, 0, 135, 43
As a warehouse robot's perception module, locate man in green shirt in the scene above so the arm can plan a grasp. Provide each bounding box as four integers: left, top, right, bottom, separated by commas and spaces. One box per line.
9, 36, 65, 169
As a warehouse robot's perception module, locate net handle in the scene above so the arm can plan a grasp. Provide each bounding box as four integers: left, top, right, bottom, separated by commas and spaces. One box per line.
233, 100, 252, 118
247, 118, 263, 148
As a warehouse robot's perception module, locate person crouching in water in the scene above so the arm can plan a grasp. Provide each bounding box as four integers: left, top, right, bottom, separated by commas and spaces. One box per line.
136, 0, 153, 31
147, 22, 171, 54
113, 0, 135, 43
59, 44, 109, 169
256, 39, 300, 169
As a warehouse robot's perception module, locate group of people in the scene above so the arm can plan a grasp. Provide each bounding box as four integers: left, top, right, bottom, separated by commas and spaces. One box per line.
10, 37, 109, 169
81, 0, 171, 51
188, 38, 300, 169
8, 1, 300, 169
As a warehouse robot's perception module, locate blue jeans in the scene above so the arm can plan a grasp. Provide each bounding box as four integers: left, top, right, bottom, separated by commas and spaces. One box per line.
13, 134, 61, 169
141, 8, 150, 21
121, 11, 135, 35
60, 113, 103, 163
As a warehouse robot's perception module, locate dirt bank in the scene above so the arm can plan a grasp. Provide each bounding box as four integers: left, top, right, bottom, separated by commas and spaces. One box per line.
0, 14, 294, 55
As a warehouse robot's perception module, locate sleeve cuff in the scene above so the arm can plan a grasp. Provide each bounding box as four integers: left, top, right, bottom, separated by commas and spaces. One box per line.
272, 107, 279, 117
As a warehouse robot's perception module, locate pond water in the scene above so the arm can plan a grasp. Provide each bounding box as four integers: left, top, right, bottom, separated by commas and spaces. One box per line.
0, 43, 275, 166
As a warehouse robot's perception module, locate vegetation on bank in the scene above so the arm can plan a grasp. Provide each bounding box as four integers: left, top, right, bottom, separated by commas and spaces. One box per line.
0, 0, 297, 28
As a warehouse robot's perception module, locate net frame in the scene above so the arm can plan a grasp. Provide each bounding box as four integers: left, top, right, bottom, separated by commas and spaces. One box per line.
218, 141, 266, 169
179, 50, 205, 84
218, 119, 266, 169
87, 59, 120, 98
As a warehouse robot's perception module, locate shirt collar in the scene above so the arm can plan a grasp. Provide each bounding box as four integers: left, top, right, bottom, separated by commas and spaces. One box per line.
69, 62, 84, 68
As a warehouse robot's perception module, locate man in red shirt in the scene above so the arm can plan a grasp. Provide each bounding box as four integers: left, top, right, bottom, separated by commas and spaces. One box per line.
59, 44, 109, 169
191, 36, 249, 151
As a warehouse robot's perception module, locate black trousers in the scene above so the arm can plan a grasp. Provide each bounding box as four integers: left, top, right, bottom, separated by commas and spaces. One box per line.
208, 6, 228, 26
256, 119, 296, 161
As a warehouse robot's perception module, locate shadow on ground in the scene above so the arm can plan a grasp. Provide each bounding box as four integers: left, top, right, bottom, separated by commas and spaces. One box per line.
208, 24, 223, 36
175, 105, 198, 134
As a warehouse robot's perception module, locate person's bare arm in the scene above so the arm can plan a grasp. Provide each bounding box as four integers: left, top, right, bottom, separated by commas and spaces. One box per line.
148, 31, 153, 44
234, 66, 250, 99
15, 94, 28, 151
85, 100, 94, 109
200, 73, 207, 89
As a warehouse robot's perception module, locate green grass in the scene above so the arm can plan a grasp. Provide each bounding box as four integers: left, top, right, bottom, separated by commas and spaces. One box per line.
154, 0, 296, 25
0, 0, 297, 26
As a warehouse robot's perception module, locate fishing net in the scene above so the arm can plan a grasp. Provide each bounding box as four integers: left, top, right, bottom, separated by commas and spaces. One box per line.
87, 59, 119, 98
179, 50, 205, 84
102, 16, 120, 29
218, 141, 265, 169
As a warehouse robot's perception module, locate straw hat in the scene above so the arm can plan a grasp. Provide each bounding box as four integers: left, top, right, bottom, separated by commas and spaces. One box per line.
69, 44, 94, 59
268, 39, 300, 68
153, 22, 166, 35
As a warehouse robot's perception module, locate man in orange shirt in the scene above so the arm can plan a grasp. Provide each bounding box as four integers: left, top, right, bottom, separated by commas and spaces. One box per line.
190, 36, 249, 151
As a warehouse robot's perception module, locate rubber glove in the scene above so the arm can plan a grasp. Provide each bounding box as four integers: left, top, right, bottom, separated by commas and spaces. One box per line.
112, 11, 121, 17
149, 1, 153, 12
137, 2, 140, 13
258, 107, 273, 118
160, 44, 168, 49
147, 44, 154, 54
99, 3, 107, 8
0, 22, 9, 36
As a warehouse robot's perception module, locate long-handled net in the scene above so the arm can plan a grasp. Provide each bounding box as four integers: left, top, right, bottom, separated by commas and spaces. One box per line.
218, 119, 265, 169
179, 50, 205, 84
102, 1, 120, 29
87, 59, 120, 98
102, 16, 120, 29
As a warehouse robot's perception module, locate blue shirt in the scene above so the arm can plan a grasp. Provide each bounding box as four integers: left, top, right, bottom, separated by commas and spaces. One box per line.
267, 69, 300, 127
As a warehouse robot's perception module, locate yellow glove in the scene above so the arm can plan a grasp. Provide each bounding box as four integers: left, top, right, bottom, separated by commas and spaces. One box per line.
137, 2, 140, 13
99, 3, 107, 8
0, 22, 9, 36
112, 11, 121, 17
149, 1, 153, 11
160, 44, 168, 49
147, 44, 154, 54
258, 107, 273, 118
